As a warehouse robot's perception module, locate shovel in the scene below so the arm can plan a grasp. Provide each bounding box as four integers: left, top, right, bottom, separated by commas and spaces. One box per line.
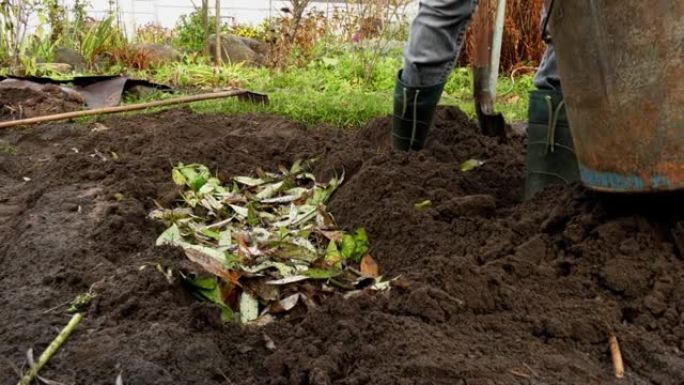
473, 0, 507, 139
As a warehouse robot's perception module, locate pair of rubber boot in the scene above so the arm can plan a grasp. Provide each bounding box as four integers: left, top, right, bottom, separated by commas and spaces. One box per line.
391, 72, 579, 199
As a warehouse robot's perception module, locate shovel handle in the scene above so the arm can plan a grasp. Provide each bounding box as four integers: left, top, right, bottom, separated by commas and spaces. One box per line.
488, 0, 507, 102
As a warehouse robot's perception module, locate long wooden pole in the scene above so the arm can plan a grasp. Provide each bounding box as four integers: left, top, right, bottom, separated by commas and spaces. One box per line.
0, 90, 256, 129
215, 0, 222, 66
202, 0, 210, 57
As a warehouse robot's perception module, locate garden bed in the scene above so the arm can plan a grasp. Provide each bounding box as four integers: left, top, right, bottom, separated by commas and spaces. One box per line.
1, 107, 683, 384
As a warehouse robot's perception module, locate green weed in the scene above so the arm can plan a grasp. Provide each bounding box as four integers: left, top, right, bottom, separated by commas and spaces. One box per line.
0, 140, 17, 155
137, 48, 532, 127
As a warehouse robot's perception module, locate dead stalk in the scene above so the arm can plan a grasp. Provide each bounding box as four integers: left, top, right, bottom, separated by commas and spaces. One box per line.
17, 313, 83, 385
609, 334, 625, 379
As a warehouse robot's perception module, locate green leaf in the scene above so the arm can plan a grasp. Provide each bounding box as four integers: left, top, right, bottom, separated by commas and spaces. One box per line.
325, 240, 342, 264
321, 57, 340, 67
172, 168, 186, 186
173, 163, 213, 191
289, 159, 304, 174
201, 228, 221, 240
184, 276, 234, 321
414, 200, 432, 210
247, 202, 260, 226
198, 177, 224, 195
341, 228, 370, 262
340, 234, 356, 260
187, 275, 217, 290
156, 224, 184, 246
304, 268, 342, 279
353, 228, 370, 261
460, 159, 485, 172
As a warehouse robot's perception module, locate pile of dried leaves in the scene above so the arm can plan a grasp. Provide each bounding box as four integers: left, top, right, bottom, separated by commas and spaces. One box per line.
151, 160, 390, 324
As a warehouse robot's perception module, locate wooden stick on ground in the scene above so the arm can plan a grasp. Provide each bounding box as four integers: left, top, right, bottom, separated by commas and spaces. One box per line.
0, 89, 266, 129
609, 334, 625, 379
17, 313, 83, 385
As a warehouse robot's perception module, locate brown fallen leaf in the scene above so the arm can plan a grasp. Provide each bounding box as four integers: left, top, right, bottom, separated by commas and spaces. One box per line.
360, 254, 379, 278
183, 247, 234, 280
390, 276, 412, 290
237, 232, 250, 259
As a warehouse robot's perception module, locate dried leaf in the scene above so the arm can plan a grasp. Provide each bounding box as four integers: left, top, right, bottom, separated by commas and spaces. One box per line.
263, 333, 276, 351
252, 314, 275, 327
183, 246, 235, 279
156, 224, 184, 246
260, 194, 299, 204
265, 275, 309, 285
218, 229, 232, 247
234, 176, 265, 186
229, 204, 249, 217
270, 242, 318, 262
269, 293, 300, 314
239, 291, 259, 324
152, 161, 392, 323
319, 230, 344, 242
371, 278, 392, 291
244, 279, 280, 302
256, 181, 284, 200
360, 254, 379, 278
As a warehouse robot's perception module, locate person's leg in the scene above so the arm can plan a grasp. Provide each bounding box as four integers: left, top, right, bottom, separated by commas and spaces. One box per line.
392, 0, 478, 151
533, 42, 561, 91
402, 0, 479, 87
525, 12, 580, 199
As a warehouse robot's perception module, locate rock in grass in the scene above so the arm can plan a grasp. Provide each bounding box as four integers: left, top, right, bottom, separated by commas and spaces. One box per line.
54, 47, 86, 71
209, 34, 265, 65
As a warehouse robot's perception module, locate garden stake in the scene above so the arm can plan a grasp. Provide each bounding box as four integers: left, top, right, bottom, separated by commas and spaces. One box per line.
17, 312, 83, 385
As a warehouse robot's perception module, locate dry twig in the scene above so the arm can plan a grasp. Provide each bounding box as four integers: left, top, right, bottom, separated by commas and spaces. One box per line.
609, 334, 625, 379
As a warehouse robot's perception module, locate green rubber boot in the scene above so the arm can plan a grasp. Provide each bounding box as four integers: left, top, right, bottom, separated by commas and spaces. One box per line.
392, 71, 445, 151
525, 89, 580, 199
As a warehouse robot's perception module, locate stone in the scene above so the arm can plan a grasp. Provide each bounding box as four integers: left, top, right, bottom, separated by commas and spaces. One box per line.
208, 34, 262, 65
238, 36, 268, 56
131, 43, 180, 65
54, 47, 86, 71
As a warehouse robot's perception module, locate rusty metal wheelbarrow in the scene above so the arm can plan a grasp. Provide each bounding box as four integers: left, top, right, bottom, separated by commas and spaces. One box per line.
549, 0, 684, 192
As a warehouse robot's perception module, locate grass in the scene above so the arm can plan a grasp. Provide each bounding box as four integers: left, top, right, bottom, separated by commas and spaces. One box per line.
0, 139, 17, 155
2, 46, 532, 128
132, 48, 532, 128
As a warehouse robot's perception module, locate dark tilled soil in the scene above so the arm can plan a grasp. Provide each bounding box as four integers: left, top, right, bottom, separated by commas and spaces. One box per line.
0, 83, 84, 120
1, 107, 683, 385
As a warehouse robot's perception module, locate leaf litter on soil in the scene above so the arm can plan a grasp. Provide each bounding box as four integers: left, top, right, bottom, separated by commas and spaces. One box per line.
150, 160, 391, 324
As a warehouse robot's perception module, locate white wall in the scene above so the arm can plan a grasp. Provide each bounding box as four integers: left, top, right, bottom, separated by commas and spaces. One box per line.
59, 0, 418, 36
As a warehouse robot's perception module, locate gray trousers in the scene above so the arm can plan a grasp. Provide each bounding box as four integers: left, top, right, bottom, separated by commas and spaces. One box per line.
402, 0, 560, 90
